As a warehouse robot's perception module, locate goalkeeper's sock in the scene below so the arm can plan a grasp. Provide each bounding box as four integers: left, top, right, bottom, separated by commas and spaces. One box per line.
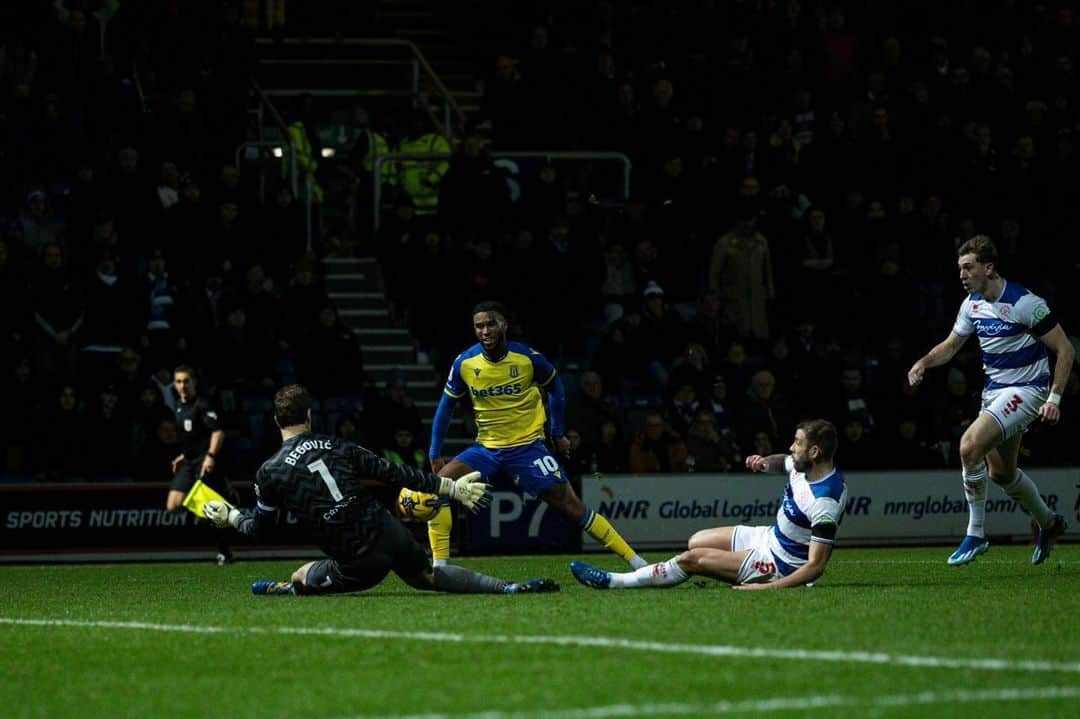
432, 564, 508, 594
608, 557, 689, 589
428, 502, 453, 567
580, 507, 645, 568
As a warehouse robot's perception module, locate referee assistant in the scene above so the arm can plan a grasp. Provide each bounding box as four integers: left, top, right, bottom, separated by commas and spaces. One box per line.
165, 364, 233, 564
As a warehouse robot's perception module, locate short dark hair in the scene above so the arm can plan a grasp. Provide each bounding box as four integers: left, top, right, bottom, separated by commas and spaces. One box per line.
472, 301, 510, 322
274, 384, 313, 427
799, 419, 838, 461
173, 364, 196, 379
957, 234, 997, 265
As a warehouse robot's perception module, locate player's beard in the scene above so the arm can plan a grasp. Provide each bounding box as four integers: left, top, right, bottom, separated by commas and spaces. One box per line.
792, 456, 812, 473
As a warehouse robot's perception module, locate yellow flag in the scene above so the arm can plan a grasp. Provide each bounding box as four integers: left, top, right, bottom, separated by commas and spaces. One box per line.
182, 479, 233, 519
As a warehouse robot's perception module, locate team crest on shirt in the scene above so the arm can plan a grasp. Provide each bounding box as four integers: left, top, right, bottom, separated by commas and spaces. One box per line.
184, 419, 192, 432
474, 367, 481, 377
999, 305, 1010, 319
510, 366, 519, 378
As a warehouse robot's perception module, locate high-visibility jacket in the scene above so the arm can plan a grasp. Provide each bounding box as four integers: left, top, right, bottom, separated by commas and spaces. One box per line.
392, 132, 450, 214
287, 120, 324, 203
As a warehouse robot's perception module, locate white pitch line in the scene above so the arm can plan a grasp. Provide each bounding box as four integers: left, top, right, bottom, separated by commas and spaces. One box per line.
337, 686, 1080, 719
2, 617, 1079, 675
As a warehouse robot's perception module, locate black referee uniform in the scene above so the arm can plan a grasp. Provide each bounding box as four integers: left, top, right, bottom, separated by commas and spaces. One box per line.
172, 396, 228, 494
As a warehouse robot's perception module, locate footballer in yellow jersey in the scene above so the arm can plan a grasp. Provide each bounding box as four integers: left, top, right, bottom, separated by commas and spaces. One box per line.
419, 302, 646, 569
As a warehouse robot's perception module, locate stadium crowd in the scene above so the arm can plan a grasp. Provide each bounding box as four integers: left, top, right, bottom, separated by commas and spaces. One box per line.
2, 1, 1078, 483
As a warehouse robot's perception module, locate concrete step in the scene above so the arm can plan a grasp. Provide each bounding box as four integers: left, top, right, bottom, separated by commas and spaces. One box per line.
326, 273, 381, 293
360, 344, 416, 364
339, 308, 394, 329
330, 291, 387, 311
354, 327, 413, 345
364, 363, 436, 383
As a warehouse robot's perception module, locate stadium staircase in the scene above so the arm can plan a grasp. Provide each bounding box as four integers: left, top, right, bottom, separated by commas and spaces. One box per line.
323, 256, 470, 453
376, 0, 483, 122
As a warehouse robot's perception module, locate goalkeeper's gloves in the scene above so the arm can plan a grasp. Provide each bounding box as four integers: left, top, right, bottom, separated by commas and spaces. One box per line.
203, 500, 242, 528
438, 471, 491, 511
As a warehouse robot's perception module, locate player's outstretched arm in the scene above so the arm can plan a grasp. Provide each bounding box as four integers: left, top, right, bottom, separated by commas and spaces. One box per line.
745, 454, 788, 473
734, 535, 833, 590
908, 331, 967, 387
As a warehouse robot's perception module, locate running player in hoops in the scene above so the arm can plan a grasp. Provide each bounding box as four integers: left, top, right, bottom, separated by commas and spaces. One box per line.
908, 235, 1072, 565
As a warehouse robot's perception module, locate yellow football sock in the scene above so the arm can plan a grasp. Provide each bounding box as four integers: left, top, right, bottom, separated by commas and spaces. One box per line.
581, 509, 643, 567
428, 503, 453, 565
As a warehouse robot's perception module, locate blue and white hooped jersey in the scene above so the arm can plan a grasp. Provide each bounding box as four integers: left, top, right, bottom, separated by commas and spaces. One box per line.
952, 281, 1051, 391
768, 456, 847, 575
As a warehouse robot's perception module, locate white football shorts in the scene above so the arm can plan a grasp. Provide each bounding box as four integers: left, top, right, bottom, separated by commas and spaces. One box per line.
731, 524, 782, 584
980, 385, 1048, 441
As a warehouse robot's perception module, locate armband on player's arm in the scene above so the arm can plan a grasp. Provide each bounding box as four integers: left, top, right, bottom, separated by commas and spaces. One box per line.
810, 521, 838, 545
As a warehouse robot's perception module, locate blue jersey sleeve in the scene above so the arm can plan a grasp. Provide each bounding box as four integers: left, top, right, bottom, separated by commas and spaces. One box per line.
545, 374, 566, 437
444, 354, 466, 398
528, 349, 557, 388
428, 393, 457, 459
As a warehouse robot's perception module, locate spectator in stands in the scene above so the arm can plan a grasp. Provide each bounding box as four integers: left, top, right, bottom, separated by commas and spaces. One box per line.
382, 426, 427, 471
32, 384, 86, 481
137, 416, 179, 483
19, 189, 63, 260
295, 304, 362, 397
85, 383, 133, 480
704, 374, 740, 460
481, 54, 529, 149
280, 256, 329, 344
737, 369, 796, 455
138, 248, 183, 370
439, 132, 510, 243
838, 416, 882, 471
30, 242, 83, 382
392, 113, 450, 216
685, 409, 735, 473
931, 367, 982, 465
669, 342, 713, 400
334, 414, 362, 444
565, 370, 626, 449
628, 412, 688, 473
636, 281, 686, 390
587, 419, 628, 474
829, 366, 878, 437
599, 240, 636, 318
2, 357, 37, 477
666, 382, 701, 438
364, 375, 423, 452
881, 418, 947, 470
709, 211, 774, 344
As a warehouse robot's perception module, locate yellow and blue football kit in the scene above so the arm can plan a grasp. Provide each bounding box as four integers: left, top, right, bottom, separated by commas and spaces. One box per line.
433, 341, 564, 495
425, 340, 643, 568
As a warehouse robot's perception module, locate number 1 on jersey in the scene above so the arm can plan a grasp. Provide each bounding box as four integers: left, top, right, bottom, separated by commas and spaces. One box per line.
308, 459, 343, 500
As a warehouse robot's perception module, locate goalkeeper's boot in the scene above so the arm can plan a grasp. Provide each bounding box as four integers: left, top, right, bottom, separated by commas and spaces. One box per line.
505, 577, 560, 594
251, 579, 296, 596
947, 535, 989, 566
1032, 514, 1068, 565
570, 560, 612, 589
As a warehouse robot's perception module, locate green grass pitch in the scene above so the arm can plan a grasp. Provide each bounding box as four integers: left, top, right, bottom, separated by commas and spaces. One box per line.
0, 546, 1077, 718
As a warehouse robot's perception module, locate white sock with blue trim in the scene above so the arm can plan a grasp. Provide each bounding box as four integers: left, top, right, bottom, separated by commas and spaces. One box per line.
962, 462, 988, 538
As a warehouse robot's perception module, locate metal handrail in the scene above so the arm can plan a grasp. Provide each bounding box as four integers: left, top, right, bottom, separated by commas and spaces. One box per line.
371, 151, 633, 233
246, 79, 308, 251
253, 37, 466, 139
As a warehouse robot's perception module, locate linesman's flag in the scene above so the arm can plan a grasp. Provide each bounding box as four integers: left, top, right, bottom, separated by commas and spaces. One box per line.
182, 479, 233, 519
